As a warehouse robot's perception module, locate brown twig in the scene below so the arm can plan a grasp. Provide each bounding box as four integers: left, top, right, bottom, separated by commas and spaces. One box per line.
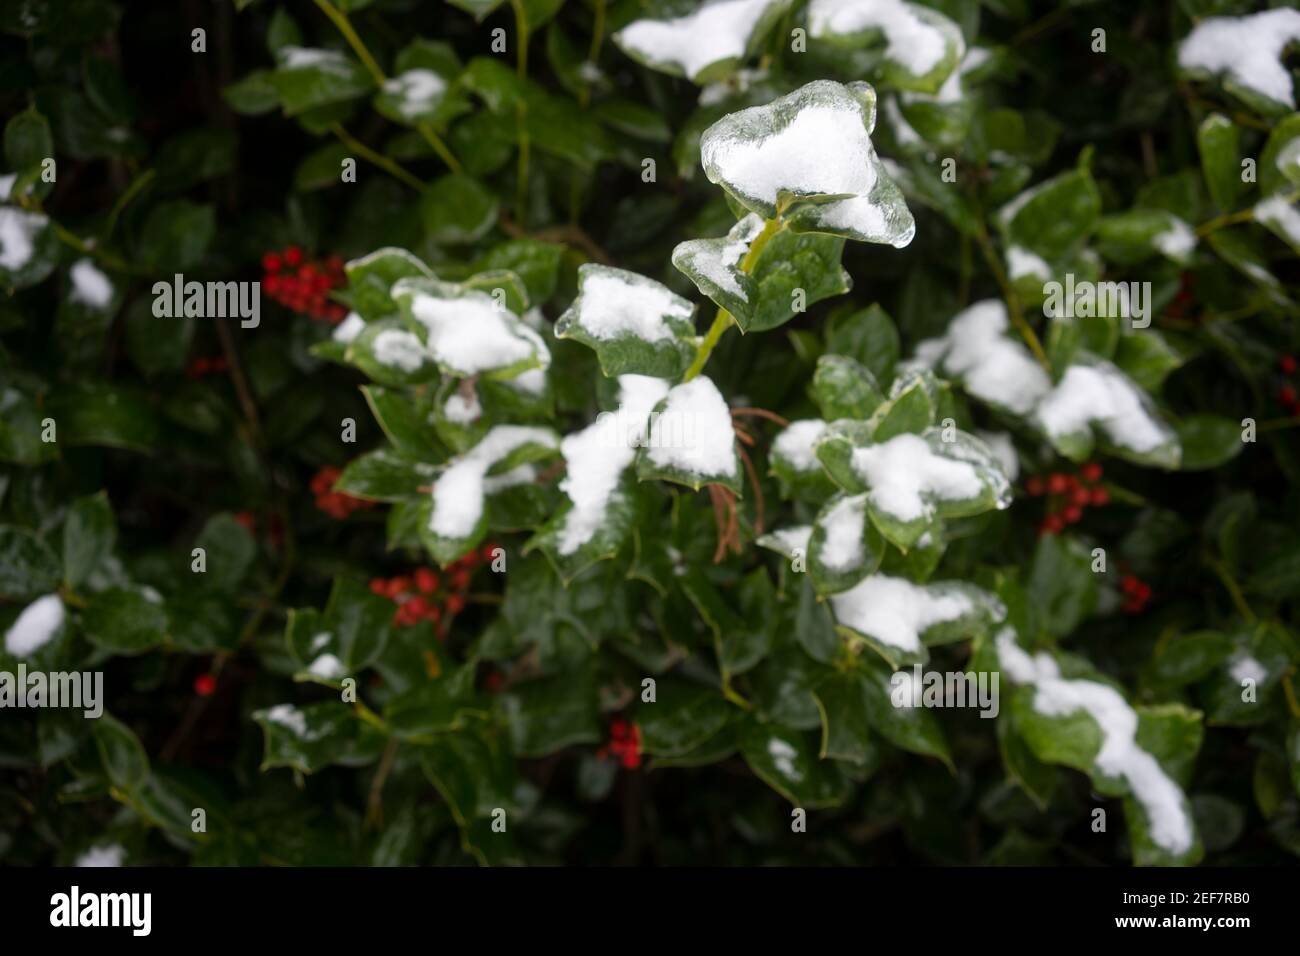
730, 406, 790, 427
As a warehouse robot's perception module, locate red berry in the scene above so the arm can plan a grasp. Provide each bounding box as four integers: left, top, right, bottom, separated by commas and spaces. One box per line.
1047, 473, 1068, 495
1121, 575, 1140, 594
1281, 356, 1297, 375
1090, 487, 1109, 506
1080, 462, 1102, 483
1039, 515, 1064, 536
445, 593, 465, 615
388, 576, 412, 598
1062, 504, 1083, 524
194, 673, 216, 697
1280, 386, 1297, 405
481, 544, 498, 562
451, 568, 471, 591
370, 578, 387, 595
261, 252, 282, 273
284, 246, 303, 267
1025, 477, 1045, 496
1136, 583, 1152, 601
415, 568, 438, 593
1072, 487, 1092, 507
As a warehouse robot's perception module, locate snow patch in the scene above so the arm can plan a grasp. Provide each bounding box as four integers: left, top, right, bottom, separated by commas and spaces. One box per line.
3, 594, 65, 658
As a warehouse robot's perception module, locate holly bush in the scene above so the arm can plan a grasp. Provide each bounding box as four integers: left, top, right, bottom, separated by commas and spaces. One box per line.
3, 0, 1300, 869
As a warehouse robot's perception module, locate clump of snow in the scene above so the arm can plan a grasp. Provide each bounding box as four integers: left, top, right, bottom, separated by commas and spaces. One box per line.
76, 844, 126, 867
332, 311, 365, 343
397, 282, 550, 376
443, 389, 482, 425
279, 46, 354, 73
561, 265, 694, 344
614, 0, 789, 83
69, 258, 114, 308
430, 425, 558, 540
1006, 245, 1051, 281
553, 375, 670, 555
773, 419, 828, 472
1228, 653, 1267, 686
1254, 195, 1300, 247
808, 0, 962, 80
831, 575, 975, 652
913, 300, 1051, 415
643, 376, 737, 480
307, 653, 345, 679
381, 68, 447, 119
1035, 362, 1174, 455
482, 463, 537, 494
261, 703, 310, 737
1152, 215, 1197, 262
758, 525, 812, 557
1177, 9, 1300, 109
819, 495, 867, 570
3, 594, 65, 658
371, 328, 429, 372
995, 629, 1195, 855
0, 173, 15, 201
852, 432, 983, 521
0, 207, 46, 271
700, 80, 915, 246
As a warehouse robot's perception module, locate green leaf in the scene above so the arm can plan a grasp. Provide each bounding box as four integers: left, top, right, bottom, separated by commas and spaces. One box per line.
813, 354, 883, 420
4, 106, 54, 174
639, 682, 733, 757
93, 714, 149, 792
996, 164, 1100, 262
47, 382, 162, 453
0, 526, 61, 599
374, 40, 464, 128
501, 666, 602, 757
362, 385, 442, 459
473, 239, 562, 306
420, 173, 499, 245
345, 318, 438, 386
223, 69, 280, 115
1026, 533, 1097, 639
138, 200, 215, 272
1174, 414, 1244, 471
1151, 631, 1235, 687
345, 246, 435, 322
1095, 209, 1196, 266
62, 491, 115, 590
82, 587, 168, 655
826, 304, 900, 383
0, 208, 59, 290
336, 448, 437, 502
1197, 113, 1241, 211
859, 660, 954, 769
809, 493, 885, 594
556, 263, 697, 378
814, 669, 875, 765
193, 513, 256, 593
269, 46, 373, 116
384, 664, 486, 738
738, 720, 852, 808
700, 80, 916, 246
252, 701, 386, 774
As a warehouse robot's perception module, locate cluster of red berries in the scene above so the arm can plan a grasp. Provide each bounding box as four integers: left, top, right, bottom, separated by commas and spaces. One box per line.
231, 510, 284, 549
185, 354, 229, 379
1119, 574, 1153, 615
597, 718, 642, 770
1025, 461, 1109, 535
1277, 355, 1299, 417
310, 465, 374, 520
262, 246, 348, 323
369, 545, 497, 630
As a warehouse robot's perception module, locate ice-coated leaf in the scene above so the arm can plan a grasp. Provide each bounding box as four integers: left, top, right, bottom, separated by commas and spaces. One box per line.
912, 300, 1050, 416
1177, 9, 1300, 115
817, 425, 1011, 549
393, 276, 550, 379
1034, 357, 1180, 468
700, 80, 915, 245
808, 0, 965, 94
555, 264, 697, 378
1253, 194, 1300, 255
635, 375, 742, 493
755, 524, 811, 561
529, 375, 670, 580
672, 213, 852, 332
424, 425, 559, 566
808, 492, 884, 594
812, 354, 883, 421
345, 247, 436, 322
345, 319, 439, 387
269, 46, 373, 116
831, 574, 1003, 668
994, 629, 1203, 866
612, 0, 794, 85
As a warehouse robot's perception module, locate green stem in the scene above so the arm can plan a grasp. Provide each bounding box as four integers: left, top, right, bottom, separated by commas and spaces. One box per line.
682, 217, 783, 381
1206, 556, 1255, 623
314, 0, 462, 173
1197, 189, 1299, 237
101, 168, 155, 242
512, 0, 531, 225
971, 219, 1050, 371
48, 221, 147, 275
330, 122, 426, 192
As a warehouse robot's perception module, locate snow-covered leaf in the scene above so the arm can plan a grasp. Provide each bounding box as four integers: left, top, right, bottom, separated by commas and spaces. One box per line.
1034, 357, 1180, 468
555, 264, 697, 378
285, 578, 395, 686
613, 0, 794, 85
809, 492, 884, 594
345, 247, 435, 323
393, 276, 550, 379
345, 318, 438, 387
0, 207, 59, 290
808, 0, 965, 95
1096, 209, 1197, 266
635, 376, 742, 492
374, 40, 465, 127
995, 164, 1100, 263
1253, 194, 1300, 255
423, 425, 559, 565
1176, 9, 1300, 116
269, 46, 373, 116
700, 80, 915, 245
529, 375, 670, 581
252, 701, 386, 774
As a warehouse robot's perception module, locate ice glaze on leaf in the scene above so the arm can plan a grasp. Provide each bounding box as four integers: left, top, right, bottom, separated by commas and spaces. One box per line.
700, 80, 915, 245
808, 0, 965, 95
613, 0, 794, 85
